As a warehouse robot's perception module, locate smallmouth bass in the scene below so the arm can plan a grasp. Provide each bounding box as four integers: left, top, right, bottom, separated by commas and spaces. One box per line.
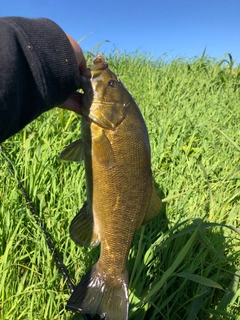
60, 55, 162, 320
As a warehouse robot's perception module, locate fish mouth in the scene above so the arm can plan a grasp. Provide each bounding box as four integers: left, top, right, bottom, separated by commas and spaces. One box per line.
91, 100, 118, 107
91, 100, 130, 107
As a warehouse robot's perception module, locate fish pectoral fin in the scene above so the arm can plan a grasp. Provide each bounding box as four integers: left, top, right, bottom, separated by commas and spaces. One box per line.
69, 201, 100, 247
142, 182, 162, 225
90, 104, 126, 130
66, 263, 129, 320
59, 139, 84, 162
92, 128, 115, 169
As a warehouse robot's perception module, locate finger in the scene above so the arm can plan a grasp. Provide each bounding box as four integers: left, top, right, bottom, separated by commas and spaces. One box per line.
58, 92, 84, 115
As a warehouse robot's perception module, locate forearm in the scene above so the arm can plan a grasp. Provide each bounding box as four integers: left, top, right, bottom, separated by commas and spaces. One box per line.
0, 17, 82, 143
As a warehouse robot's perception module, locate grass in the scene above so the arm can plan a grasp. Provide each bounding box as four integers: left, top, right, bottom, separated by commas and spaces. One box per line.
1, 51, 240, 319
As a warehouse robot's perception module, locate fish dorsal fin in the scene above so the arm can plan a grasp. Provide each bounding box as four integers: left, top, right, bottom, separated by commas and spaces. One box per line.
142, 181, 162, 225
92, 126, 115, 169
59, 139, 84, 162
90, 104, 126, 130
69, 201, 100, 247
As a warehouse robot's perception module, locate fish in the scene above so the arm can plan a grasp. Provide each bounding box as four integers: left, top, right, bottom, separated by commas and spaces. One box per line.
59, 54, 162, 320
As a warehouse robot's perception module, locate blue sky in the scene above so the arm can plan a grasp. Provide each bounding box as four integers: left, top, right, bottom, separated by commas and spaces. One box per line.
1, 0, 240, 63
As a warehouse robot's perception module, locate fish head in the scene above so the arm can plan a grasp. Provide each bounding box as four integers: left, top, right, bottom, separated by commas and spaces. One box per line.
83, 54, 131, 130
91, 54, 129, 107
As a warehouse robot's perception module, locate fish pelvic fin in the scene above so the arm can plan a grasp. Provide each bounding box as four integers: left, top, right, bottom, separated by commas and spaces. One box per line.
66, 263, 129, 320
59, 139, 84, 162
69, 202, 100, 247
142, 181, 162, 225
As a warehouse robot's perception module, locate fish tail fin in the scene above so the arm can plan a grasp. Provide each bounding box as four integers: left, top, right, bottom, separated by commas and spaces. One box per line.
66, 263, 129, 320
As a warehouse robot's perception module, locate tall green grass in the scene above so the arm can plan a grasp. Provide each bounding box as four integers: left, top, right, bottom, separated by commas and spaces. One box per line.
1, 52, 240, 319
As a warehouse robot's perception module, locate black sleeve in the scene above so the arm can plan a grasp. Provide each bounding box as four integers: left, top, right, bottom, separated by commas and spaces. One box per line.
0, 17, 82, 143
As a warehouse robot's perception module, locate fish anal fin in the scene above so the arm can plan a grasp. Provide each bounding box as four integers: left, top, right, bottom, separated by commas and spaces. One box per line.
92, 126, 115, 169
66, 263, 129, 320
59, 139, 84, 162
69, 202, 100, 247
142, 182, 162, 225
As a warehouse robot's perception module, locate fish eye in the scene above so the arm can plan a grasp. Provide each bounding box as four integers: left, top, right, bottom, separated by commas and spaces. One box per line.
108, 80, 117, 87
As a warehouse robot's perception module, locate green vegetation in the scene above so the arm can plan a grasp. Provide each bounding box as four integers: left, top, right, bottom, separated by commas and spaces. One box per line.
1, 52, 240, 319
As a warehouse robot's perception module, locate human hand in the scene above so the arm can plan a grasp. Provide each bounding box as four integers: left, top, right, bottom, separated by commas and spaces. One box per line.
58, 34, 91, 115
58, 36, 108, 115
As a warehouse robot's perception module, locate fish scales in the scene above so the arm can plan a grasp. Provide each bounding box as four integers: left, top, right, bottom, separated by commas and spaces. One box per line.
59, 55, 162, 320
89, 121, 152, 271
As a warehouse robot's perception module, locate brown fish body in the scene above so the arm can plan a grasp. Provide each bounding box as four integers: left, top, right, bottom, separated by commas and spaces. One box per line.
60, 56, 162, 320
